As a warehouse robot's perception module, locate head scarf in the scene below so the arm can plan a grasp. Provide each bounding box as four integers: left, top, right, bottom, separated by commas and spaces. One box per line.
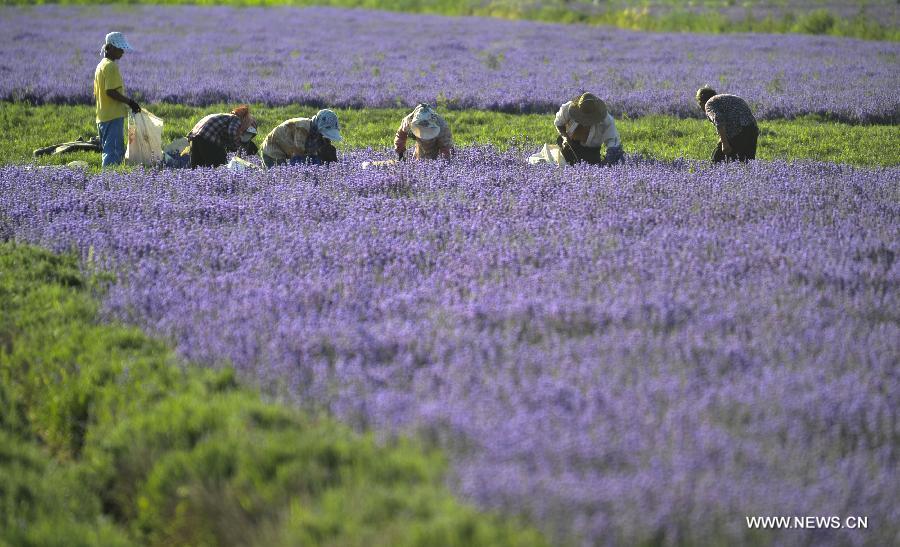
231, 104, 257, 140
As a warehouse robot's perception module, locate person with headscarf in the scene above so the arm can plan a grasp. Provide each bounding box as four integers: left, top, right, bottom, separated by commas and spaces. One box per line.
94, 32, 141, 168
696, 85, 759, 163
186, 105, 259, 168
554, 92, 624, 166
259, 109, 342, 168
394, 104, 453, 161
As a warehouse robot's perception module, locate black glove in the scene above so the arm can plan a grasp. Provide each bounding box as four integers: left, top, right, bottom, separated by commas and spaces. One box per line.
128, 100, 141, 114
242, 140, 259, 156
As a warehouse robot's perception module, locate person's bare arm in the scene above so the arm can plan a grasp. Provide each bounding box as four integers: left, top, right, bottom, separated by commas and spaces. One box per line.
107, 88, 140, 113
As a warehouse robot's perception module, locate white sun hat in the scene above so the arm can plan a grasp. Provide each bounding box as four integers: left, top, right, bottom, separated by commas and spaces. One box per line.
104, 32, 135, 52
410, 104, 440, 141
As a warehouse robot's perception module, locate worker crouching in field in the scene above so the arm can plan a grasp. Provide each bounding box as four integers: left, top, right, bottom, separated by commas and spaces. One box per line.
394, 104, 453, 161
94, 32, 141, 169
555, 93, 624, 167
186, 105, 259, 168
696, 86, 759, 162
260, 109, 342, 168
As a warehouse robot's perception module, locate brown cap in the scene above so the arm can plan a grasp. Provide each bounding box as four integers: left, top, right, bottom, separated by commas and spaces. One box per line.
569, 93, 607, 125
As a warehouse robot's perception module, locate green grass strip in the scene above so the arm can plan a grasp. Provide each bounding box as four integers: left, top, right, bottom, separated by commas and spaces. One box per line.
3, 102, 898, 170
6, 1, 898, 41
0, 242, 547, 547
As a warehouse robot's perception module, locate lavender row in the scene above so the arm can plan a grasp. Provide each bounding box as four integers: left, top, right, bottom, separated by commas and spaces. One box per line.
569, 0, 900, 24
1, 6, 898, 122
2, 152, 897, 545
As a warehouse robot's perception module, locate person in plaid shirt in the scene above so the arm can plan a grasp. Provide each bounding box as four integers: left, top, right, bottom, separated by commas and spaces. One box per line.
187, 105, 258, 168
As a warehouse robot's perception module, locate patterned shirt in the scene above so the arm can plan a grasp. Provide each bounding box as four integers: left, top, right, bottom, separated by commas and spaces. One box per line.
554, 102, 621, 149
394, 112, 453, 159
704, 94, 757, 139
187, 113, 242, 150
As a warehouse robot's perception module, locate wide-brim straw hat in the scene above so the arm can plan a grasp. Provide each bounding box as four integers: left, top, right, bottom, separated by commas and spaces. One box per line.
569, 93, 607, 125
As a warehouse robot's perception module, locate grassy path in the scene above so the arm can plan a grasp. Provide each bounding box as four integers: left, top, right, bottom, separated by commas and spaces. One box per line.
4, 102, 899, 170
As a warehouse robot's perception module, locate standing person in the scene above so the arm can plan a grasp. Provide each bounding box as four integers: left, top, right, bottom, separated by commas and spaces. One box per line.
94, 32, 140, 169
186, 105, 258, 168
696, 86, 759, 162
554, 92, 624, 166
394, 104, 453, 161
259, 109, 342, 168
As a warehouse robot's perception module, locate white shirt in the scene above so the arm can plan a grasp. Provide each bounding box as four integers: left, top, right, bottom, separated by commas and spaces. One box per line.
554, 101, 621, 149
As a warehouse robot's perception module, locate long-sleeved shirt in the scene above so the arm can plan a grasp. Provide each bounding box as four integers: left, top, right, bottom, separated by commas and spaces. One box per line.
394, 112, 453, 159
554, 101, 621, 149
187, 113, 242, 151
261, 118, 316, 161
704, 94, 757, 139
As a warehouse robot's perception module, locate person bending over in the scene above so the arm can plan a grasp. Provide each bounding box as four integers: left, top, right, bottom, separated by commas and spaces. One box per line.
696, 85, 759, 163
260, 109, 342, 168
394, 104, 453, 161
555, 93, 623, 166
186, 105, 258, 168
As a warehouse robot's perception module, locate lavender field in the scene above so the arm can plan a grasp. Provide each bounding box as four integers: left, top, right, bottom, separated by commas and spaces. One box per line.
1, 5, 898, 122
2, 153, 897, 545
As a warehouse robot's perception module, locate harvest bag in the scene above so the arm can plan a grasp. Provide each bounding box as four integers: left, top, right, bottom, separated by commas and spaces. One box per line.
126, 110, 164, 166
527, 144, 567, 168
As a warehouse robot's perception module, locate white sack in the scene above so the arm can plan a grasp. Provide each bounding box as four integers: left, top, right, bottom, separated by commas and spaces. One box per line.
125, 110, 164, 167
527, 144, 567, 167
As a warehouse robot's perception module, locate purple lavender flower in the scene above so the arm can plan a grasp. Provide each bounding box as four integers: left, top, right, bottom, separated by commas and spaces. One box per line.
0, 6, 897, 122
1, 152, 897, 546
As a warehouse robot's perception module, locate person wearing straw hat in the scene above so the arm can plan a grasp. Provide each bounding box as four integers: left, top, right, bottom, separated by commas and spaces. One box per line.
695, 85, 759, 163
394, 104, 453, 161
260, 109, 342, 168
186, 105, 259, 168
94, 32, 140, 168
554, 93, 624, 166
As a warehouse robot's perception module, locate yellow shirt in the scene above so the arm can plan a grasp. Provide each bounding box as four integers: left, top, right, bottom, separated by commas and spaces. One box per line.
94, 58, 128, 123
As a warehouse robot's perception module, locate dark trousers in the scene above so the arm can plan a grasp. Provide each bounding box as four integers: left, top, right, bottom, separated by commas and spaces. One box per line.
712, 124, 759, 163
557, 135, 603, 165
556, 136, 624, 166
190, 136, 227, 168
